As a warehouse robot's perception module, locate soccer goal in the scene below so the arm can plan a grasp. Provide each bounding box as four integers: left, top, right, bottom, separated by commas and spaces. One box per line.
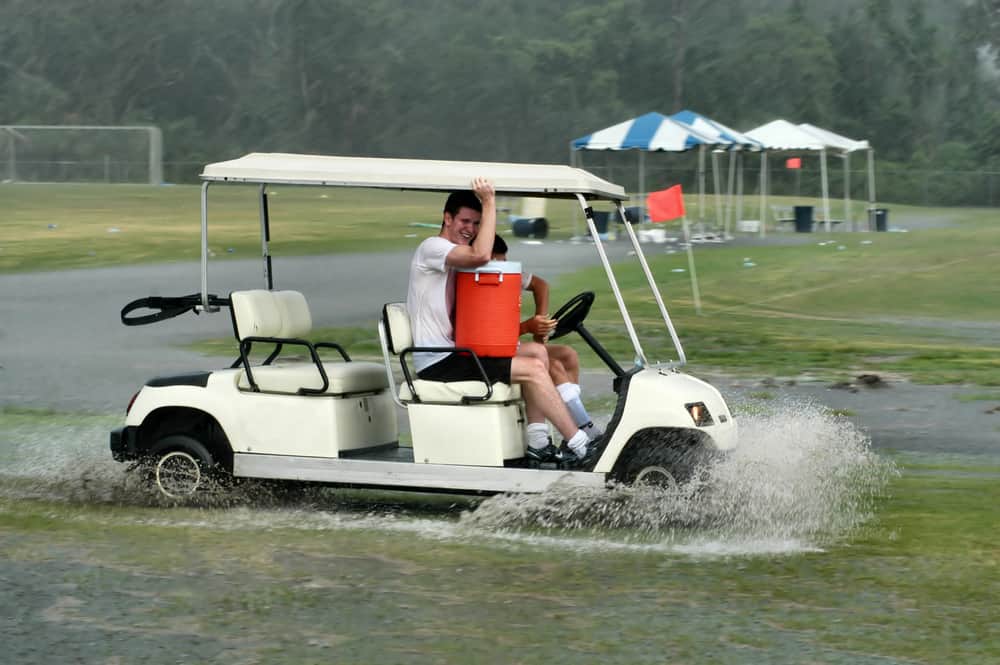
0, 125, 163, 185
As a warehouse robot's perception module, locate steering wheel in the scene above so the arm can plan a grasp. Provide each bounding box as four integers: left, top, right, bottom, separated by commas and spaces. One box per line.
549, 291, 595, 340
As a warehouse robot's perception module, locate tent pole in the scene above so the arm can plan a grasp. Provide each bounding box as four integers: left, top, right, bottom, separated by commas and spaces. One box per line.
867, 147, 877, 230
711, 149, 723, 233
759, 150, 767, 238
844, 152, 851, 231
725, 149, 737, 238
736, 150, 745, 229
569, 142, 581, 239
698, 144, 706, 224
820, 148, 831, 232
638, 150, 646, 224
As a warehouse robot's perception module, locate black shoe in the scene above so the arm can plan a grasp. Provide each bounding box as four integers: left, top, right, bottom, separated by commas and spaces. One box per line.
525, 442, 568, 465
559, 438, 604, 471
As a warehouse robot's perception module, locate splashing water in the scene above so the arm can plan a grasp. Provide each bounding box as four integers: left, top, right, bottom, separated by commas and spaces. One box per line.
462, 397, 898, 551
1, 398, 897, 556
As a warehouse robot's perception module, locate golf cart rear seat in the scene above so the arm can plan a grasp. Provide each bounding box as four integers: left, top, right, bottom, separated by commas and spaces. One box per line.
230, 289, 387, 396
380, 302, 521, 404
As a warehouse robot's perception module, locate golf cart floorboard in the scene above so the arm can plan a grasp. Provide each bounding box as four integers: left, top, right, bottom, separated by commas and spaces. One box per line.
233, 452, 607, 494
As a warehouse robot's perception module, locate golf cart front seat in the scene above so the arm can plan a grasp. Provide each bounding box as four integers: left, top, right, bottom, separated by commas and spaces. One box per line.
230, 289, 387, 396
379, 302, 521, 404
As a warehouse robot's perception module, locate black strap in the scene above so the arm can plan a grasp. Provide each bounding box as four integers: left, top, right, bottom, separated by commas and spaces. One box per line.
120, 293, 230, 326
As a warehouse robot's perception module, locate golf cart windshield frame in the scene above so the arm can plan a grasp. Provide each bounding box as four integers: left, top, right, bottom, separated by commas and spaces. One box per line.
197, 153, 687, 368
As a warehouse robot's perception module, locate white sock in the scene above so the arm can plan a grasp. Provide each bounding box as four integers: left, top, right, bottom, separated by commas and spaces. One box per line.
527, 422, 550, 450
565, 429, 589, 457
557, 382, 592, 428
582, 421, 603, 441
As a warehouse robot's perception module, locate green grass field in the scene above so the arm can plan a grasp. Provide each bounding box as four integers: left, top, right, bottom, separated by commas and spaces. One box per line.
3, 184, 999, 662
23, 181, 984, 385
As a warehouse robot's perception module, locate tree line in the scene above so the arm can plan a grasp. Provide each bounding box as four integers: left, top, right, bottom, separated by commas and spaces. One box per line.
1, 0, 998, 202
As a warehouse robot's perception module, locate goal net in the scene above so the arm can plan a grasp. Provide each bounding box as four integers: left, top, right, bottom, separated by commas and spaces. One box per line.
0, 125, 163, 185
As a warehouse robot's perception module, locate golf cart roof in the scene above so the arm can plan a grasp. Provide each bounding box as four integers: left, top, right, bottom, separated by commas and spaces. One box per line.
200, 152, 627, 201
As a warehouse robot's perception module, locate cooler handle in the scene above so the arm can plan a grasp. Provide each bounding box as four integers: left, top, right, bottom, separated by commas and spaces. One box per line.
474, 270, 503, 285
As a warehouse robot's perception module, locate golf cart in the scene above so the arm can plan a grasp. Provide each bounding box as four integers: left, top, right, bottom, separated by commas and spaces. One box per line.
110, 153, 737, 499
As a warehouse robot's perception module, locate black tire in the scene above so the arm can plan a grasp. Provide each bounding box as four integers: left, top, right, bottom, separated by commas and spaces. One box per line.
610, 429, 710, 488
146, 434, 221, 499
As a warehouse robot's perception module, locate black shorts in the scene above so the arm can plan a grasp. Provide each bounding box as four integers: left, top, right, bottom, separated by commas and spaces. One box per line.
417, 353, 512, 384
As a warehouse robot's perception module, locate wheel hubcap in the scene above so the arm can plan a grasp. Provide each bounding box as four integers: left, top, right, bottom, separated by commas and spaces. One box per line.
634, 465, 678, 489
155, 451, 202, 498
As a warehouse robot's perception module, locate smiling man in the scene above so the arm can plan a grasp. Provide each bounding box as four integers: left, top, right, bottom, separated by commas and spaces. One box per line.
406, 178, 600, 468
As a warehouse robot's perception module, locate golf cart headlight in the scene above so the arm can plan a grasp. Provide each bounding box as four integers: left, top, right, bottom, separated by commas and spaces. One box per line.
685, 402, 714, 427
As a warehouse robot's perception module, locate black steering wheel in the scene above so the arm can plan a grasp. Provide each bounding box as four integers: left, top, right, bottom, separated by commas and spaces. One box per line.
549, 291, 595, 340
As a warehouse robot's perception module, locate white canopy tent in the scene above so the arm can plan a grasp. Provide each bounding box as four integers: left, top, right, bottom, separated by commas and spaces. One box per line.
744, 119, 833, 232
797, 123, 876, 231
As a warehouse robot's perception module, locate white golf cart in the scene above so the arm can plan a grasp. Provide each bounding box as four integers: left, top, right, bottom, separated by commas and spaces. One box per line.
111, 153, 737, 499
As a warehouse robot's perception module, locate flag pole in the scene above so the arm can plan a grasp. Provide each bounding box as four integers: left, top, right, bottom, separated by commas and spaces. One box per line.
680, 214, 702, 315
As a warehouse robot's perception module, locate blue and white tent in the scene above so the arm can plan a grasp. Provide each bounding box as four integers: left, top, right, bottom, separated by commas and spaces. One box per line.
571, 111, 721, 152
670, 110, 763, 150
570, 112, 729, 230
670, 110, 765, 236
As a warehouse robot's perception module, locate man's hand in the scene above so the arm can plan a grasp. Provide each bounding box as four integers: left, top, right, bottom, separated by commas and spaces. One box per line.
522, 314, 556, 343
472, 176, 495, 203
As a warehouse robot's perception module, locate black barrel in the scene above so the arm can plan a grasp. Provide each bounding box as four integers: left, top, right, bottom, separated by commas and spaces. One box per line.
793, 205, 814, 233
511, 217, 549, 239
870, 208, 888, 232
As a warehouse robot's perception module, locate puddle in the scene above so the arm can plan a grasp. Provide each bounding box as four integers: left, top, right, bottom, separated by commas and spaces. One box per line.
0, 399, 897, 558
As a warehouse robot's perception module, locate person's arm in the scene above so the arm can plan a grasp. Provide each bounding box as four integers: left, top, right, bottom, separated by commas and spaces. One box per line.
444, 177, 496, 268
521, 274, 556, 342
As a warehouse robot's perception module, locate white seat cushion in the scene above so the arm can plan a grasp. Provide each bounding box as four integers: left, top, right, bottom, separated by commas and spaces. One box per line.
238, 361, 388, 395
398, 380, 521, 403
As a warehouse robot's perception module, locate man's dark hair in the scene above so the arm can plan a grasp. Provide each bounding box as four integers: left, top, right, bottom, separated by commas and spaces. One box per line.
443, 190, 482, 216
492, 235, 508, 255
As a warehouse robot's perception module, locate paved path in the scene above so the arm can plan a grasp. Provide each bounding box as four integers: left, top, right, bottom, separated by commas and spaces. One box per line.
2, 234, 997, 458
0, 241, 632, 412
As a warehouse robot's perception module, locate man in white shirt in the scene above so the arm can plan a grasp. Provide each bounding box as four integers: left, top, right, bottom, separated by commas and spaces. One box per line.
406, 178, 600, 468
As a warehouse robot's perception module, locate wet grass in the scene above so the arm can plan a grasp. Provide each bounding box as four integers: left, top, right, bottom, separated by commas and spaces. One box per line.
0, 183, 590, 273
0, 463, 997, 664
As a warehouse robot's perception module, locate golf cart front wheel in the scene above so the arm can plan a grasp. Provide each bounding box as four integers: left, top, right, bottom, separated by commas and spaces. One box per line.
146, 434, 219, 499
610, 429, 708, 488
155, 450, 203, 498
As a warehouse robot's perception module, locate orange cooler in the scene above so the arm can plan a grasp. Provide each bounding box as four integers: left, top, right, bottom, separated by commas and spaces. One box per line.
455, 261, 522, 357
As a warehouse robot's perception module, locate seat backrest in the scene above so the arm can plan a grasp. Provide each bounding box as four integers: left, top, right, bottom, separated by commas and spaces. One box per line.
273, 290, 312, 338
231, 290, 281, 341
231, 289, 312, 341
382, 302, 412, 354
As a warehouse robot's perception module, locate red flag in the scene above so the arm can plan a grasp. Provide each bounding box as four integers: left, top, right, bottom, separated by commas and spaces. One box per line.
785, 157, 802, 169
646, 185, 685, 222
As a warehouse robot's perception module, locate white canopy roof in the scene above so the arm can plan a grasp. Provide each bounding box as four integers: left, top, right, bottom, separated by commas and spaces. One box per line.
744, 119, 826, 151
797, 124, 870, 153
201, 152, 627, 200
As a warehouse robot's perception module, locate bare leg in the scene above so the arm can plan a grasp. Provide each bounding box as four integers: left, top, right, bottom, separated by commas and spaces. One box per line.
511, 355, 578, 440
546, 344, 580, 384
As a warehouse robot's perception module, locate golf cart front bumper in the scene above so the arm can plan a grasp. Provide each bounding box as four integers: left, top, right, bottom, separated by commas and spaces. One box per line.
110, 426, 140, 462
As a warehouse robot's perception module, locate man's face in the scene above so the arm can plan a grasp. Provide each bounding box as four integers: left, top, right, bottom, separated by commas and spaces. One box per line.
442, 206, 481, 245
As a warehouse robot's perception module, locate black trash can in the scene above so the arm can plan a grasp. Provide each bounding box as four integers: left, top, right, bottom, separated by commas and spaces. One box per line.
623, 206, 645, 224
870, 208, 888, 232
511, 216, 549, 239
590, 211, 610, 234
793, 205, 814, 233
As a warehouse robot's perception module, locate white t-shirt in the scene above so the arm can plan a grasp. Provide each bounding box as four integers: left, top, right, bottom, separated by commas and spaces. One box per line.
406, 236, 458, 372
